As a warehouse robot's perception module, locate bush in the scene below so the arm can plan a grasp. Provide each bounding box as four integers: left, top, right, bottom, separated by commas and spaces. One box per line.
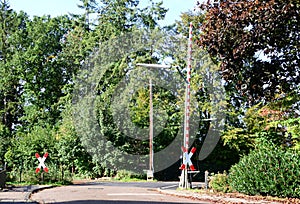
209, 171, 233, 193
6, 162, 73, 184
228, 139, 300, 198
114, 169, 145, 181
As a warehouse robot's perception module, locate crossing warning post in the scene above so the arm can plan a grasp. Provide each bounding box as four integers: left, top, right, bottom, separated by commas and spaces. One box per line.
35, 152, 49, 173
179, 22, 195, 189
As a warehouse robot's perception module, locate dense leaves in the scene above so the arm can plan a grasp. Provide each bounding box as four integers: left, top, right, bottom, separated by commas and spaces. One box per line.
197, 0, 300, 103
0, 0, 172, 180
0, 1, 27, 133
19, 15, 73, 128
222, 93, 300, 155
229, 139, 300, 198
0, 1, 90, 181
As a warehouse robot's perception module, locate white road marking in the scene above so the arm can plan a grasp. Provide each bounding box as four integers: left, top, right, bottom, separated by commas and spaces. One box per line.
160, 184, 179, 189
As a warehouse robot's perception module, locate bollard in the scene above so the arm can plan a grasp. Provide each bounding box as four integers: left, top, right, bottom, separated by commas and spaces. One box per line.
204, 170, 209, 189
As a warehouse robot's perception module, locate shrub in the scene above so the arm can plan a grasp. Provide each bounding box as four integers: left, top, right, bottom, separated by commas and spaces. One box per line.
114, 169, 145, 181
209, 171, 233, 193
228, 139, 300, 198
114, 170, 134, 180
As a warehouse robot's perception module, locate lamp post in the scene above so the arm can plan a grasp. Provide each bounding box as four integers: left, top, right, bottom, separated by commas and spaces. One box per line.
149, 77, 154, 176
136, 63, 171, 180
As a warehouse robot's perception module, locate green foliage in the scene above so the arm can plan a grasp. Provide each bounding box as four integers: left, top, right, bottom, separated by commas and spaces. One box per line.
114, 169, 145, 181
7, 163, 73, 184
4, 121, 91, 183
5, 124, 55, 183
209, 171, 232, 193
0, 123, 10, 164
128, 85, 181, 153
222, 127, 254, 155
96, 0, 167, 39
71, 0, 171, 175
222, 92, 300, 155
0, 1, 28, 132
18, 15, 73, 128
72, 28, 176, 173
229, 139, 300, 198
175, 10, 205, 41
0, 1, 96, 182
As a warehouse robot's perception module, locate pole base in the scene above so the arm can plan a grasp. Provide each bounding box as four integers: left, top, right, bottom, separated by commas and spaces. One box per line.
147, 170, 154, 181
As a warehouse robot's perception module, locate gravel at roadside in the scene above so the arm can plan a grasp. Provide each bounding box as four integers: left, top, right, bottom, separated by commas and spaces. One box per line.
157, 188, 300, 204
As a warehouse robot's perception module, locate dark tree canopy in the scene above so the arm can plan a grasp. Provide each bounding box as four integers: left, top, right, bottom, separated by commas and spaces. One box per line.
197, 0, 300, 104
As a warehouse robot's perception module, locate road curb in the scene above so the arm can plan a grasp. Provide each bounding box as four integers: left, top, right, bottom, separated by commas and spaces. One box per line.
157, 188, 200, 200
157, 188, 284, 204
25, 185, 54, 202
0, 185, 53, 203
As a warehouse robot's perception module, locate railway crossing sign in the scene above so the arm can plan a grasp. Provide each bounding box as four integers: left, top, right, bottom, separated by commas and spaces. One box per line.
180, 147, 196, 171
35, 152, 49, 173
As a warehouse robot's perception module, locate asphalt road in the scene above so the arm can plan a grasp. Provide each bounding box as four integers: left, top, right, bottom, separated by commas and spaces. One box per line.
31, 181, 210, 204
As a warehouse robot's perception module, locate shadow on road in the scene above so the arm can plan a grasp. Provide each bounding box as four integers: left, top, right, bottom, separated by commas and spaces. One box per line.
71, 181, 180, 190
0, 203, 36, 204
55, 200, 205, 204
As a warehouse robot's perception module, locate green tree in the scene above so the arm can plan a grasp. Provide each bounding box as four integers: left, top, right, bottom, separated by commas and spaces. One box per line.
0, 0, 26, 133
17, 15, 73, 130
5, 124, 56, 182
71, 0, 169, 174
96, 0, 167, 41
55, 97, 93, 179
76, 0, 98, 30
0, 4, 87, 178
0, 1, 30, 165
223, 93, 300, 154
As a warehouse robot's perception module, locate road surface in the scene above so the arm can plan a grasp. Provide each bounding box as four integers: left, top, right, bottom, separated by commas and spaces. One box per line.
31, 181, 210, 204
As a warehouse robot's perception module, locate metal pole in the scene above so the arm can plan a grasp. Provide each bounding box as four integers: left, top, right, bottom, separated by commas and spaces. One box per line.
136, 63, 171, 181
182, 22, 193, 189
149, 78, 154, 173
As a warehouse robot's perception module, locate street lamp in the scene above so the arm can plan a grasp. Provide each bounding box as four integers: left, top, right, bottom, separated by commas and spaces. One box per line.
136, 63, 171, 181
136, 63, 171, 69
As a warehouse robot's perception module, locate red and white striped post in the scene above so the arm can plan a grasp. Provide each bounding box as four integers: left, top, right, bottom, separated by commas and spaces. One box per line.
180, 22, 194, 189
185, 22, 193, 157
